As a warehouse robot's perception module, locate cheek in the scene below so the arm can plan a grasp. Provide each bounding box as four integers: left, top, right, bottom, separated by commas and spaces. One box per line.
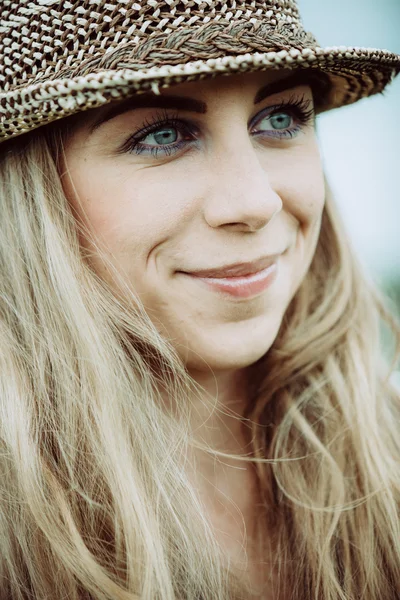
288, 165, 325, 260
272, 145, 326, 227
268, 147, 325, 291
63, 162, 196, 261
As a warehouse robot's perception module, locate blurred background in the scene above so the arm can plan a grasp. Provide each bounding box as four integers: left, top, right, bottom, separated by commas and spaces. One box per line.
298, 0, 400, 373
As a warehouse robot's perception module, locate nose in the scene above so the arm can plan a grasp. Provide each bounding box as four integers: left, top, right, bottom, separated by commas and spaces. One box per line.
202, 138, 283, 232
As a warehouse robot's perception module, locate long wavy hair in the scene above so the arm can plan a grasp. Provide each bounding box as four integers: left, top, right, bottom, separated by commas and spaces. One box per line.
0, 113, 399, 600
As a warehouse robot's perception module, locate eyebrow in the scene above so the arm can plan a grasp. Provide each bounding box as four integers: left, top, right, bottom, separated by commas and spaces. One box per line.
89, 71, 327, 134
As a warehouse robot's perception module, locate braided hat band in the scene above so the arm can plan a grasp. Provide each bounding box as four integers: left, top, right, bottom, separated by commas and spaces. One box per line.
1, 0, 399, 143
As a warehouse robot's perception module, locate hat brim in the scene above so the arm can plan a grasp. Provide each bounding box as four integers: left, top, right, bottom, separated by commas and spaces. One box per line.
1, 45, 399, 143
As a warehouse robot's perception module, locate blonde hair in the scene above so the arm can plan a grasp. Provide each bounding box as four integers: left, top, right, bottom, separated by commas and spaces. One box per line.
0, 123, 399, 600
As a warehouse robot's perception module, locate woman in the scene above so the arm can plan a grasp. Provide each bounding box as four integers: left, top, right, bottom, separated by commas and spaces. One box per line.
0, 1, 399, 599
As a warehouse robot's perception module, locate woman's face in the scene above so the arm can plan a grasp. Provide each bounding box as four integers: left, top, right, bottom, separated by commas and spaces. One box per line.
62, 69, 325, 372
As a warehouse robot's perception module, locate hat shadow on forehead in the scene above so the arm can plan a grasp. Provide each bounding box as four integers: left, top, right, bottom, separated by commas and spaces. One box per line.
0, 0, 399, 143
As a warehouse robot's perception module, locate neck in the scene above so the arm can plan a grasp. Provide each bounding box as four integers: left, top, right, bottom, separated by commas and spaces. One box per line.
185, 366, 266, 576
186, 366, 252, 454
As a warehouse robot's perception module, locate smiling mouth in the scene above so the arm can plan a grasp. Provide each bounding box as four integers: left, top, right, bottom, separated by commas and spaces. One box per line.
183, 254, 282, 279
180, 262, 279, 299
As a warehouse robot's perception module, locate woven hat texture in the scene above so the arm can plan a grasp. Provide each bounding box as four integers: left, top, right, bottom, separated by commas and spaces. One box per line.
0, 0, 399, 143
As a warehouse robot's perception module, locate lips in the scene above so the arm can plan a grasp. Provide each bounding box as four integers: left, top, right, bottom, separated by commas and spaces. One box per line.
183, 254, 281, 278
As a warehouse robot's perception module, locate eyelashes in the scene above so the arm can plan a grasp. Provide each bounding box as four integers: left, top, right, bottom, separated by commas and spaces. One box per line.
258, 93, 315, 135
118, 93, 315, 158
118, 110, 196, 157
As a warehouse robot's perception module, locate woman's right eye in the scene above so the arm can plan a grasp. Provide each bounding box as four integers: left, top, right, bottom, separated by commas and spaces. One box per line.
121, 117, 197, 158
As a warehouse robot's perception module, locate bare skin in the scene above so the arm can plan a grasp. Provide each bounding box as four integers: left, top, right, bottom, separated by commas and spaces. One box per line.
184, 372, 280, 597
61, 69, 325, 596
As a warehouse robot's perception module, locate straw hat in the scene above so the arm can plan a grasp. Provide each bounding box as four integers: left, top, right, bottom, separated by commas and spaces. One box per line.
1, 0, 399, 143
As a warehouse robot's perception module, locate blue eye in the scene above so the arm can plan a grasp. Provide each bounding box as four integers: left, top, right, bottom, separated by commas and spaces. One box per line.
268, 112, 293, 130
121, 115, 196, 158
254, 110, 297, 138
253, 98, 315, 139
142, 126, 179, 147
121, 96, 314, 158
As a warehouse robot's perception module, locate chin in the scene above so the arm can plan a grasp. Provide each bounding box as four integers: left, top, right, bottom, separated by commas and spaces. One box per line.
177, 326, 280, 372
185, 352, 268, 373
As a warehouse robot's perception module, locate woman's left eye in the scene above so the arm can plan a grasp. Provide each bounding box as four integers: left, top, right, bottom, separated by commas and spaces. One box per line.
254, 97, 315, 139
258, 111, 295, 133
121, 99, 314, 158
